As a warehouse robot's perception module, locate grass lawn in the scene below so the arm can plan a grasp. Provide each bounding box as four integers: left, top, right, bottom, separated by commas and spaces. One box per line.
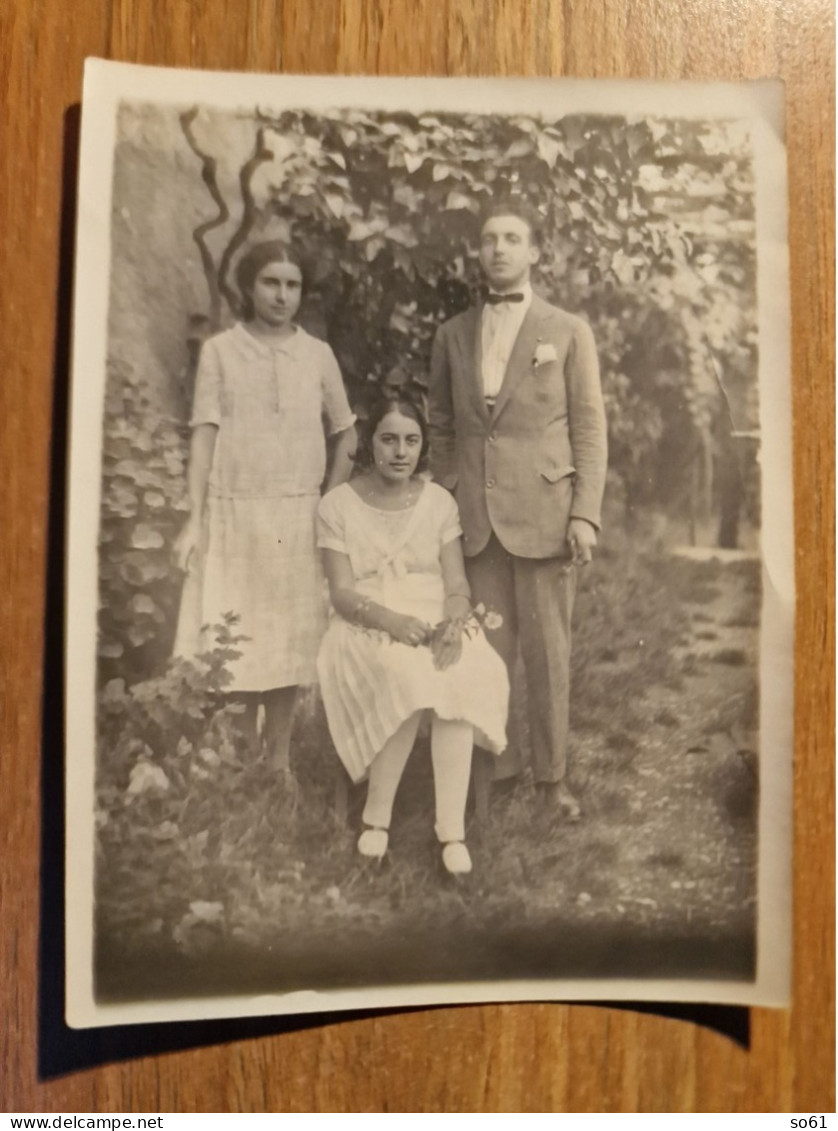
95, 535, 759, 1001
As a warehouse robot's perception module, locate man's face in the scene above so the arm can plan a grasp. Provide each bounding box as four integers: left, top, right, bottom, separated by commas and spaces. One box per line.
478, 214, 539, 291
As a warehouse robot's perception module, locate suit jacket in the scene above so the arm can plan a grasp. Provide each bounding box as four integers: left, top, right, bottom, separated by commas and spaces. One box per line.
428, 293, 608, 559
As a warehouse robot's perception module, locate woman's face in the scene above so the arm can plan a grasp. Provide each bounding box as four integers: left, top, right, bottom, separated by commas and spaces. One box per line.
250, 259, 303, 329
371, 410, 424, 483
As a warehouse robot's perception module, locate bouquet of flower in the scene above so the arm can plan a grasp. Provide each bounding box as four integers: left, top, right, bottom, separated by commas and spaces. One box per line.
426, 602, 503, 649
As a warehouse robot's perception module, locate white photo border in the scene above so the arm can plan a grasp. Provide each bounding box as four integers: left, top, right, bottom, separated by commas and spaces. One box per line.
65, 60, 793, 1028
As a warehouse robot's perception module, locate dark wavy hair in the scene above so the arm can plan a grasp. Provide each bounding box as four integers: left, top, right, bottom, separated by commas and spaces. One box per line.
235, 240, 308, 320
356, 393, 430, 475
478, 199, 544, 249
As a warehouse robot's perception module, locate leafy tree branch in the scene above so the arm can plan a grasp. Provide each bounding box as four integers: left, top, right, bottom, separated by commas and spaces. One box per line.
180, 107, 230, 329
216, 127, 274, 315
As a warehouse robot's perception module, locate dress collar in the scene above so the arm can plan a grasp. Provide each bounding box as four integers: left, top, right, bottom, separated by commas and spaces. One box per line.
233, 321, 303, 357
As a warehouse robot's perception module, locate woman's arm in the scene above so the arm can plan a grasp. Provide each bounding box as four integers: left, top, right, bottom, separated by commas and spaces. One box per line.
440, 537, 472, 621
325, 424, 357, 491
322, 548, 430, 646
431, 537, 472, 670
174, 423, 217, 571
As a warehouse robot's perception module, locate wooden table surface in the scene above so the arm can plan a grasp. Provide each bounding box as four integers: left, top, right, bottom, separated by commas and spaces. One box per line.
1, 0, 834, 1113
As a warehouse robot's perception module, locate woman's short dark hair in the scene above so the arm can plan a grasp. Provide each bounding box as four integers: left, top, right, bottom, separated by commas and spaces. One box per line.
478, 199, 544, 248
356, 393, 429, 475
235, 241, 308, 320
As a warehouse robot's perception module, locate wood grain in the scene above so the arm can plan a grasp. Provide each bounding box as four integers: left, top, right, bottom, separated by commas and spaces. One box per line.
1, 0, 833, 1113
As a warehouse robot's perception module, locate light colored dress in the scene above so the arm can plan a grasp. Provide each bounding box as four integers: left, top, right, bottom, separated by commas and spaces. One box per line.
174, 322, 355, 691
316, 480, 509, 783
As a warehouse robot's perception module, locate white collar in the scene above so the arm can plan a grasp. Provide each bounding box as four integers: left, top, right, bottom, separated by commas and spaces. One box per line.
235, 320, 303, 356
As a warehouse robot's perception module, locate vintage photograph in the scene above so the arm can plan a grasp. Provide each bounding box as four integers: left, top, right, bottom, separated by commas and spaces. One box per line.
66, 64, 793, 1026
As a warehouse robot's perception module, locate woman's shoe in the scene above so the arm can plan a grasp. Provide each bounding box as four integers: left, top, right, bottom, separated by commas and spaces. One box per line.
441, 841, 472, 876
357, 827, 389, 860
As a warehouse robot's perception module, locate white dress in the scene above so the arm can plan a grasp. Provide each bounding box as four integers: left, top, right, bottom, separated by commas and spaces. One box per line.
316, 481, 509, 783
174, 322, 355, 690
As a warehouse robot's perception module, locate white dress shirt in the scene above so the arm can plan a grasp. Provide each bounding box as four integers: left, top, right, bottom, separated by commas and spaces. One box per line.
480, 282, 533, 402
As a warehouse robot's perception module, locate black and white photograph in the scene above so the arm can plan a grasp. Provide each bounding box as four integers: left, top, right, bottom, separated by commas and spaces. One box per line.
66, 63, 793, 1027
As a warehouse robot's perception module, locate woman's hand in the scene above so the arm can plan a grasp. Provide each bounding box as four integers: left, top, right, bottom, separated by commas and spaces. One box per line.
174, 518, 201, 573
443, 593, 471, 621
382, 611, 431, 647
431, 618, 464, 671
175, 425, 216, 572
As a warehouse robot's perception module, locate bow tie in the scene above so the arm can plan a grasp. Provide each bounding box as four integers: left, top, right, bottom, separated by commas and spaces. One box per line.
485, 292, 525, 305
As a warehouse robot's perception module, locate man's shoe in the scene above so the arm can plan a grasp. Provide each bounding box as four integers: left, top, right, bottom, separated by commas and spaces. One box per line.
491, 775, 521, 799
538, 780, 582, 822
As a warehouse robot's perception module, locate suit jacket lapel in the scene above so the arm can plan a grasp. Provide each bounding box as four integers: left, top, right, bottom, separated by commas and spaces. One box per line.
454, 305, 490, 424
491, 297, 551, 422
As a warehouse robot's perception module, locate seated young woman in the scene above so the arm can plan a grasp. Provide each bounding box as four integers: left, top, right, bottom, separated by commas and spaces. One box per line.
315, 393, 509, 876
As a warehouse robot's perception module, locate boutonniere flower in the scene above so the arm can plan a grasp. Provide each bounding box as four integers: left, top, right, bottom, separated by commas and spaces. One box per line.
533, 340, 558, 369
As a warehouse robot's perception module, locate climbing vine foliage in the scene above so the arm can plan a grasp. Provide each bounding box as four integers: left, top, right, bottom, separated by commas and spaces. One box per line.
180, 106, 757, 503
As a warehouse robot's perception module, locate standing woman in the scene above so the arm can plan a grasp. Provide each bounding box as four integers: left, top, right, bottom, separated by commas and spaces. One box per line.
174, 240, 357, 770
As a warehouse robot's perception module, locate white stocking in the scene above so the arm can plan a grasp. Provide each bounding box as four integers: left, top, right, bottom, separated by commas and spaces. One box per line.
430, 716, 474, 843
362, 711, 423, 831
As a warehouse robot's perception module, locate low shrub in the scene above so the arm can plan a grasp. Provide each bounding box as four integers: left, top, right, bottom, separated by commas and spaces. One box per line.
98, 357, 190, 685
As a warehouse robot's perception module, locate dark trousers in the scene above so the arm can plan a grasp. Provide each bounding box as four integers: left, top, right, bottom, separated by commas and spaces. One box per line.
466, 532, 577, 784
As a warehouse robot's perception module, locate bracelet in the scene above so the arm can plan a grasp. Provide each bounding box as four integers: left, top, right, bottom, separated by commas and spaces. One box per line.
353, 596, 374, 625
445, 590, 471, 601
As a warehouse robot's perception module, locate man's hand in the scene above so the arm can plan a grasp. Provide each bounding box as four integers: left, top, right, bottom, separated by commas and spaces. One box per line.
567, 518, 597, 566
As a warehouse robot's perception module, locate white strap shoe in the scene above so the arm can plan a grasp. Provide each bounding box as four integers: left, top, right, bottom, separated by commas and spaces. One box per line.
357, 828, 389, 860
441, 841, 472, 875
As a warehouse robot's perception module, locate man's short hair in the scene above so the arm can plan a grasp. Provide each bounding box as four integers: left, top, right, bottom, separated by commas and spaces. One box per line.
478, 199, 544, 248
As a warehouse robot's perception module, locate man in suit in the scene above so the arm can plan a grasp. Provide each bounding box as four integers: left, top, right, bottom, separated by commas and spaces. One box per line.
428, 202, 607, 817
